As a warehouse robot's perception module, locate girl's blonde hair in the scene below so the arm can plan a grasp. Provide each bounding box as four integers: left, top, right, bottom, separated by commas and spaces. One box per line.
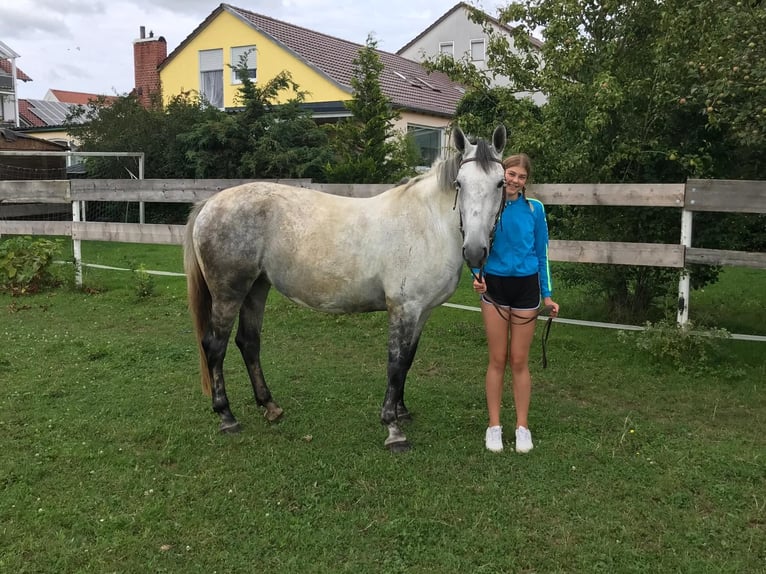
502, 153, 534, 210
502, 153, 532, 180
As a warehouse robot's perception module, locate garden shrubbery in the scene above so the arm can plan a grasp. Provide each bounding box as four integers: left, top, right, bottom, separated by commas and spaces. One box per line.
0, 236, 63, 295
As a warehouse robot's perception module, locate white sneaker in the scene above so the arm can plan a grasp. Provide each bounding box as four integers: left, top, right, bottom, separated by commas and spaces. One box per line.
515, 426, 533, 453
485, 426, 503, 452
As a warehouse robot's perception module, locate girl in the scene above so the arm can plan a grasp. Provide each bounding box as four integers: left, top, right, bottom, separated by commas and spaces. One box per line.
472, 153, 559, 453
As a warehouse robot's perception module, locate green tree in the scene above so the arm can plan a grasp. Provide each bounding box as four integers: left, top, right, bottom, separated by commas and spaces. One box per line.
66, 93, 219, 179
66, 67, 334, 182
324, 36, 419, 183
65, 92, 224, 223
431, 0, 766, 320
234, 70, 333, 180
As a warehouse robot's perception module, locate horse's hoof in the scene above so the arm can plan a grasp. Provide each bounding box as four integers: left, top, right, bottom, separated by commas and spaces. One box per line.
385, 440, 411, 453
264, 405, 284, 422
219, 421, 242, 433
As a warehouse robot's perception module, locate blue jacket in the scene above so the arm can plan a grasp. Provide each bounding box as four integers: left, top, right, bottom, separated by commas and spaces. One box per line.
476, 194, 553, 298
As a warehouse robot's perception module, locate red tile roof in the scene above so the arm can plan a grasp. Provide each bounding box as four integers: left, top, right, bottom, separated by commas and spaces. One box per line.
0, 59, 32, 81
17, 98, 92, 129
162, 4, 466, 118
48, 89, 118, 105
18, 99, 45, 127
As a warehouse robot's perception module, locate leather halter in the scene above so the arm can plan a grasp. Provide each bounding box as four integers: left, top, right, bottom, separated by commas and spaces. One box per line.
451, 156, 506, 280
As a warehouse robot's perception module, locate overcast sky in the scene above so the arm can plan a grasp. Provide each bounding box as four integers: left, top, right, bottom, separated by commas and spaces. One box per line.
1, 0, 488, 101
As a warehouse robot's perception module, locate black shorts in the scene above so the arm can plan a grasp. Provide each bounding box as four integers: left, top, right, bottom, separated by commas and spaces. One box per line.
482, 273, 540, 310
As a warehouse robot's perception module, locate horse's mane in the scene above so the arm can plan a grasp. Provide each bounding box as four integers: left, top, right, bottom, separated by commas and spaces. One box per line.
434, 137, 498, 192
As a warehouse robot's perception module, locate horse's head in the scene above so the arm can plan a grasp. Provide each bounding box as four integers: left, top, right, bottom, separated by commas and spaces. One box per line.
452, 125, 507, 270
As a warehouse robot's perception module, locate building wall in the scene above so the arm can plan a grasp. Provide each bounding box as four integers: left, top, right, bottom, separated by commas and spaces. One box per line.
399, 8, 546, 106
160, 11, 350, 108
394, 111, 452, 166
400, 9, 495, 73
0, 130, 68, 179
0, 94, 15, 126
19, 128, 74, 147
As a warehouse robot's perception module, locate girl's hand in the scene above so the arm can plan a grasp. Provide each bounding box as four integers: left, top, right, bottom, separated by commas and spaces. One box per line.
543, 297, 559, 317
473, 278, 487, 294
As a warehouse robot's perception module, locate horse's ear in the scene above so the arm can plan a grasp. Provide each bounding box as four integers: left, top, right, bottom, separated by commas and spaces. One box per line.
492, 125, 507, 154
452, 126, 467, 153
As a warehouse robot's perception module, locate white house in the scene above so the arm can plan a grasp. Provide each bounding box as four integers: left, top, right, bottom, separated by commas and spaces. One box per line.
397, 2, 545, 105
0, 40, 31, 128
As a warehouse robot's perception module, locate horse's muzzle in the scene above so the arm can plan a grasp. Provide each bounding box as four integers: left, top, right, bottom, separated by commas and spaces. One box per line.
462, 245, 488, 270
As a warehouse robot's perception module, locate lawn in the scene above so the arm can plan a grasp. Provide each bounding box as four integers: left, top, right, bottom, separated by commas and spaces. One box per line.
1, 241, 764, 573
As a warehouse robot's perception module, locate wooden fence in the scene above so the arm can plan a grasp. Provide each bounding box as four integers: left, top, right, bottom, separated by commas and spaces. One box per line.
1, 178, 765, 330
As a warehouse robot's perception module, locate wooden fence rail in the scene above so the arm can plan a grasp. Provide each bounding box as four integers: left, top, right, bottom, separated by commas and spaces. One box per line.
1, 178, 765, 328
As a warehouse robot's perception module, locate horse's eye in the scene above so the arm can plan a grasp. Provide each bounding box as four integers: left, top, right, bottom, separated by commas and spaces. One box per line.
497, 179, 505, 188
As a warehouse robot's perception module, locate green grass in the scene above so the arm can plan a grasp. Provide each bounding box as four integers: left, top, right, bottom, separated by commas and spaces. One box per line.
1, 241, 764, 572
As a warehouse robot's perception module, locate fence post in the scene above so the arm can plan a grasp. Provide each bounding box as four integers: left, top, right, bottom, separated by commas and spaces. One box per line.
138, 153, 145, 224
71, 200, 82, 287
676, 208, 693, 327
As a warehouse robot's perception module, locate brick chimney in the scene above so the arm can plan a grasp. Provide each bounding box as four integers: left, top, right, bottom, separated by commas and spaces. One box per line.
133, 26, 167, 108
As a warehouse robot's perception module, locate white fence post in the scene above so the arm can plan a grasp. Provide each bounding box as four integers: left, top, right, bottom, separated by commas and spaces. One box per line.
71, 199, 82, 287
139, 153, 145, 224
677, 208, 693, 327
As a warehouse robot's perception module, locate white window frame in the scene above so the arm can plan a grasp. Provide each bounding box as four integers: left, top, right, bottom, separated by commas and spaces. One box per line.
470, 39, 486, 62
407, 124, 445, 168
438, 42, 454, 57
199, 49, 224, 109
231, 45, 257, 84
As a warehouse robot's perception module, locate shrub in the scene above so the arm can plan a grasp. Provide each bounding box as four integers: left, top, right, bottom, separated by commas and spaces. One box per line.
133, 264, 155, 299
618, 319, 730, 374
0, 236, 62, 295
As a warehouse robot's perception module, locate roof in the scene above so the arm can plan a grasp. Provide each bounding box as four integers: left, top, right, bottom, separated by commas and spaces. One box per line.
0, 128, 68, 149
161, 3, 467, 118
46, 89, 118, 105
18, 99, 44, 127
0, 59, 32, 81
397, 2, 544, 55
18, 99, 87, 129
0, 40, 20, 60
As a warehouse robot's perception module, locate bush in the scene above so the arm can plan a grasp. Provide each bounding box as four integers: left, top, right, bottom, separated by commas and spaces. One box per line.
0, 236, 63, 295
133, 264, 155, 299
618, 319, 730, 374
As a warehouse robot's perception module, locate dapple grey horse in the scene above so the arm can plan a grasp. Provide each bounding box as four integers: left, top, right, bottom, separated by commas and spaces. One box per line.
183, 125, 507, 451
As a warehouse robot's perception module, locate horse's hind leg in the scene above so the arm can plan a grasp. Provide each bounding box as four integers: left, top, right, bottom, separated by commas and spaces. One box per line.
236, 277, 283, 422
203, 302, 241, 433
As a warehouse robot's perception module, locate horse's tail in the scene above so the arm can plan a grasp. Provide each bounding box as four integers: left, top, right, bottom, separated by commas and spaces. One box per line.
184, 202, 213, 397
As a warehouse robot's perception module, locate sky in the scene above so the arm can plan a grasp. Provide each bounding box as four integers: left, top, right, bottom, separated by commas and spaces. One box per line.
0, 0, 488, 101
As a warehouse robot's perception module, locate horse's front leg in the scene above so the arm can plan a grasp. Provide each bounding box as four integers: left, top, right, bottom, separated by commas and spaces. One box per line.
381, 307, 430, 452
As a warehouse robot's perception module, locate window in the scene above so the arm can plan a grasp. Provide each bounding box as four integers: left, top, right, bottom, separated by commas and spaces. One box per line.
438, 42, 454, 57
408, 125, 443, 167
231, 45, 257, 84
199, 49, 223, 108
470, 39, 485, 61
0, 72, 13, 91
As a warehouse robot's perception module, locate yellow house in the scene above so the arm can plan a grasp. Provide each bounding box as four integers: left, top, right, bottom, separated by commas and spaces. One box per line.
153, 3, 467, 165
